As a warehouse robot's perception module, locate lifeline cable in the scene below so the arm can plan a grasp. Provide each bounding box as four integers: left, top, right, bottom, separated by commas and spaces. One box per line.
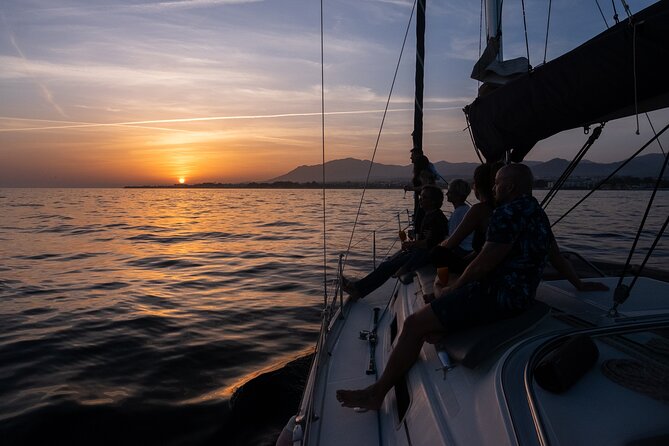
615, 148, 669, 291
551, 122, 669, 227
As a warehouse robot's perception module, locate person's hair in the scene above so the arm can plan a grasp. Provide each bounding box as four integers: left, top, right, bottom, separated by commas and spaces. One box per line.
473, 163, 492, 199
421, 184, 444, 207
447, 179, 470, 201
412, 154, 431, 186
473, 161, 504, 203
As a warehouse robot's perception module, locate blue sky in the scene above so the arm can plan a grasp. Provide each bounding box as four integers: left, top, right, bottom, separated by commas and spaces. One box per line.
1, 0, 666, 186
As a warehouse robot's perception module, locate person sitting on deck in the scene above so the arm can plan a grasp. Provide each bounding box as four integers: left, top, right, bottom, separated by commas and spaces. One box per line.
336, 163, 606, 411
429, 162, 501, 276
444, 179, 473, 251
341, 184, 448, 300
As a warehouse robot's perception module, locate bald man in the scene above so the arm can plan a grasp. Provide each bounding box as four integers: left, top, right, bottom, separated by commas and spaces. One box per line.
336, 163, 555, 411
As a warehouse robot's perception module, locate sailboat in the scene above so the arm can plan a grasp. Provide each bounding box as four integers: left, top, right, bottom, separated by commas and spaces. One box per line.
277, 1, 669, 445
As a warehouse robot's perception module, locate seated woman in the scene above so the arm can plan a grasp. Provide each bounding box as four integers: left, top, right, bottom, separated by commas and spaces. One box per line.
444, 178, 474, 252
428, 163, 501, 300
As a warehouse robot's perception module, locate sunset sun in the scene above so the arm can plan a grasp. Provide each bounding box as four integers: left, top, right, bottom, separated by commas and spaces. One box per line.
179, 177, 185, 184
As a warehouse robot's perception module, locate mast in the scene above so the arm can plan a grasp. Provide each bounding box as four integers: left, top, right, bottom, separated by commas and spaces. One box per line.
411, 0, 426, 152
409, 0, 427, 231
485, 0, 503, 62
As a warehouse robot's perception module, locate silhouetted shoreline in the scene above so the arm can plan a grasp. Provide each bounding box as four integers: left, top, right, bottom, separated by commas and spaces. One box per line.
124, 180, 669, 190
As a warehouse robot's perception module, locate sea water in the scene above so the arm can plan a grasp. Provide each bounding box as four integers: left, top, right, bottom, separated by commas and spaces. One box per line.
0, 188, 667, 445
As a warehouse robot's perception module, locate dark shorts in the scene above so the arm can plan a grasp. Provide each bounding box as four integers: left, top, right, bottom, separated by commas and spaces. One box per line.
430, 281, 521, 334
428, 246, 472, 274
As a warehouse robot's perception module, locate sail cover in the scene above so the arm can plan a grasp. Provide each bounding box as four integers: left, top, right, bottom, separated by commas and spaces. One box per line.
465, 1, 669, 163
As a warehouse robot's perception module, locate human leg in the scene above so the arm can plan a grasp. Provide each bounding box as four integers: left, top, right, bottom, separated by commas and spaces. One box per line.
336, 304, 445, 410
428, 246, 471, 274
350, 250, 410, 298
393, 247, 428, 277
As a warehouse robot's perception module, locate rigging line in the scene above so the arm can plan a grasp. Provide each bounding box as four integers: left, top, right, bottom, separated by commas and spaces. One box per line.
611, 0, 620, 24
616, 148, 669, 288
383, 239, 400, 262
477, 0, 484, 91
551, 121, 669, 227
342, 0, 417, 271
646, 113, 666, 156
521, 0, 531, 67
619, 0, 633, 20
632, 21, 640, 135
464, 114, 484, 163
594, 0, 610, 28
330, 210, 404, 252
627, 215, 669, 293
497, 0, 505, 38
542, 124, 603, 209
320, 0, 328, 307
479, 0, 484, 57
543, 0, 552, 64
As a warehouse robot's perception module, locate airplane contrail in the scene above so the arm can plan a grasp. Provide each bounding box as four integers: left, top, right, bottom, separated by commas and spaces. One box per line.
0, 107, 461, 133
0, 117, 196, 133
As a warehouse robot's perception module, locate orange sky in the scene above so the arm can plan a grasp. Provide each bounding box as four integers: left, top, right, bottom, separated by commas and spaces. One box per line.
1, 0, 666, 187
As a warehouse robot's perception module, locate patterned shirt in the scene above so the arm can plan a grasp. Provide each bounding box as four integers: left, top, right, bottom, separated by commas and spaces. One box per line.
485, 195, 553, 310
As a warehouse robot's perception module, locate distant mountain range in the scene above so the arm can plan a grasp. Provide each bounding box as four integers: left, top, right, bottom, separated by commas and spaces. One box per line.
268, 153, 667, 183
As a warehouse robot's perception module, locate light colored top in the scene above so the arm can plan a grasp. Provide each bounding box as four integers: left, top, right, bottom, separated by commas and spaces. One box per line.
449, 204, 473, 251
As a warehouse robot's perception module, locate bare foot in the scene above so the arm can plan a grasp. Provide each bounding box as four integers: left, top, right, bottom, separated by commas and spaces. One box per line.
336, 385, 384, 411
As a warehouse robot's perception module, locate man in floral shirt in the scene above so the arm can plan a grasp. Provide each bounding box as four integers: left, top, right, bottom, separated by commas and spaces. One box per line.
478, 165, 552, 311
337, 163, 554, 411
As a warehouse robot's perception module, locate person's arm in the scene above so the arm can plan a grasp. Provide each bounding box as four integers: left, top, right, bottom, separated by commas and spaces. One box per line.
439, 240, 512, 295
440, 204, 482, 249
548, 241, 609, 291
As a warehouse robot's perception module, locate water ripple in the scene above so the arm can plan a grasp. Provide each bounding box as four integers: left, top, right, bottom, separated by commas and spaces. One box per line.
0, 188, 666, 445
126, 256, 203, 269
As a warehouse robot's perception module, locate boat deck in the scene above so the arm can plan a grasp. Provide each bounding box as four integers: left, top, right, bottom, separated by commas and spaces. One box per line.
303, 274, 669, 446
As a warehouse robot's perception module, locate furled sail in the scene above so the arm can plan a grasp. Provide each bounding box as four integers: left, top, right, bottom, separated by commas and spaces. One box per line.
465, 1, 669, 163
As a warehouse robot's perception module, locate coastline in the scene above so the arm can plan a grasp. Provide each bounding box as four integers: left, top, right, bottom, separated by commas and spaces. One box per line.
124, 182, 669, 191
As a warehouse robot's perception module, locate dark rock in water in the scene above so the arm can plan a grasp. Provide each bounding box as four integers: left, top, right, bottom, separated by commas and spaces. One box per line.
213, 352, 313, 446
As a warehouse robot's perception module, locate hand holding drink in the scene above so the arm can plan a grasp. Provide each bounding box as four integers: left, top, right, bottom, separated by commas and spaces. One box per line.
397, 214, 407, 242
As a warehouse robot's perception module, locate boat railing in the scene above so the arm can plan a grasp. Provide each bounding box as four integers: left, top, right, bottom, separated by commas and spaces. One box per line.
287, 210, 413, 444
290, 253, 349, 445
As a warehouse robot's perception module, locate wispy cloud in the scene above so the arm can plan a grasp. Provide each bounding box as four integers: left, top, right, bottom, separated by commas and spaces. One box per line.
3, 18, 68, 118
129, 0, 264, 11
